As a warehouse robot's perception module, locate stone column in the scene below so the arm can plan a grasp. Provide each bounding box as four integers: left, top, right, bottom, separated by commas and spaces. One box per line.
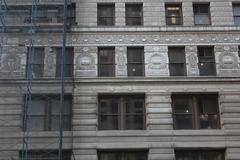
185, 46, 199, 76
115, 46, 127, 77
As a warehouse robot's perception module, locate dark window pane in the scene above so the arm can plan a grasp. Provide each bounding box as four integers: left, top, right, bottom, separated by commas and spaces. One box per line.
126, 99, 144, 114
198, 47, 216, 76
98, 48, 115, 77
31, 117, 45, 131
20, 150, 71, 160
98, 151, 148, 160
128, 64, 144, 76
126, 115, 144, 129
126, 4, 143, 26
168, 47, 186, 76
127, 47, 144, 76
99, 115, 118, 130
234, 17, 240, 25
176, 150, 224, 160
56, 47, 74, 77
98, 4, 115, 26
175, 115, 193, 129
99, 98, 118, 114
169, 64, 185, 76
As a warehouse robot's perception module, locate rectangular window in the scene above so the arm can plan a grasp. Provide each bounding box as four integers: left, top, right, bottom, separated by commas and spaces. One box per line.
27, 47, 45, 78
24, 94, 72, 131
172, 94, 220, 130
127, 47, 145, 76
175, 150, 225, 160
98, 150, 148, 160
98, 94, 145, 130
56, 47, 74, 77
98, 4, 115, 26
165, 4, 183, 25
19, 150, 71, 160
193, 3, 211, 25
98, 47, 115, 77
197, 46, 216, 76
238, 46, 240, 57
126, 4, 143, 26
233, 4, 240, 26
168, 47, 186, 76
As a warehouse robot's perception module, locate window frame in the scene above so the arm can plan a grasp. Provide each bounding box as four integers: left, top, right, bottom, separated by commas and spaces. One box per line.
98, 47, 115, 77
98, 94, 146, 130
97, 3, 115, 26
233, 3, 240, 26
23, 94, 72, 131
165, 3, 183, 26
127, 47, 145, 77
26, 47, 45, 78
168, 47, 186, 76
125, 3, 143, 26
193, 3, 211, 26
98, 150, 148, 160
175, 149, 225, 160
172, 93, 220, 130
197, 46, 216, 76
55, 47, 74, 78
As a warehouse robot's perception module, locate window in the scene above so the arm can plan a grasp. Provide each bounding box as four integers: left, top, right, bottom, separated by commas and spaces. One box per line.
27, 47, 45, 78
238, 46, 240, 57
98, 47, 115, 77
165, 4, 183, 25
233, 4, 240, 26
172, 94, 220, 129
127, 47, 145, 76
193, 3, 211, 25
126, 4, 143, 26
168, 47, 186, 76
98, 94, 145, 130
175, 150, 225, 160
197, 46, 216, 76
20, 150, 72, 160
98, 4, 115, 26
56, 47, 74, 77
98, 150, 148, 160
24, 94, 72, 131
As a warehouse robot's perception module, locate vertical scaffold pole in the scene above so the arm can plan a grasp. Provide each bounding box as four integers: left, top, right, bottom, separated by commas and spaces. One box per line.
0, 0, 7, 64
21, 0, 38, 160
59, 0, 68, 160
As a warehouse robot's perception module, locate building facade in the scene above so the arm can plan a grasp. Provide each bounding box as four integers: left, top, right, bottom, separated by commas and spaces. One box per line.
1, 0, 240, 159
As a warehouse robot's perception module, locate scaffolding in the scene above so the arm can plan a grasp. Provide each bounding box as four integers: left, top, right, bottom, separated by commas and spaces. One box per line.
0, 0, 7, 63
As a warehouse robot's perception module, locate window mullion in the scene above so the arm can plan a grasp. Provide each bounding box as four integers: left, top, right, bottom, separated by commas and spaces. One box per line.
193, 96, 200, 129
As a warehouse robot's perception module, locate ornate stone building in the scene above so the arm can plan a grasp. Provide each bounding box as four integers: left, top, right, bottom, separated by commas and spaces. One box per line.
0, 0, 240, 160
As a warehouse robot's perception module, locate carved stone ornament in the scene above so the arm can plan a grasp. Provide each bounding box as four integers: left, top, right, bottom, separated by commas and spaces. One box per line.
76, 54, 94, 70
148, 54, 167, 69
219, 53, 238, 69
2, 54, 21, 71
46, 55, 54, 70
188, 54, 198, 68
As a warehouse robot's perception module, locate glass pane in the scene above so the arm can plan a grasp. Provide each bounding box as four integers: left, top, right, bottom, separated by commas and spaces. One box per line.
200, 114, 219, 129
233, 5, 240, 16
128, 64, 144, 76
202, 151, 224, 160
30, 117, 45, 131
98, 5, 114, 17
175, 115, 193, 129
173, 97, 192, 114
199, 5, 209, 13
99, 98, 118, 114
198, 97, 218, 114
99, 152, 120, 160
51, 116, 71, 131
126, 5, 142, 17
126, 17, 142, 25
51, 99, 71, 115
99, 48, 114, 63
234, 17, 240, 25
99, 115, 118, 130
98, 17, 114, 26
169, 63, 185, 76
99, 65, 114, 77
32, 65, 44, 78
166, 6, 181, 16
195, 14, 210, 25
125, 115, 143, 130
31, 100, 45, 115
198, 62, 216, 76
168, 48, 185, 63
176, 151, 198, 160
126, 99, 144, 114
127, 48, 144, 63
